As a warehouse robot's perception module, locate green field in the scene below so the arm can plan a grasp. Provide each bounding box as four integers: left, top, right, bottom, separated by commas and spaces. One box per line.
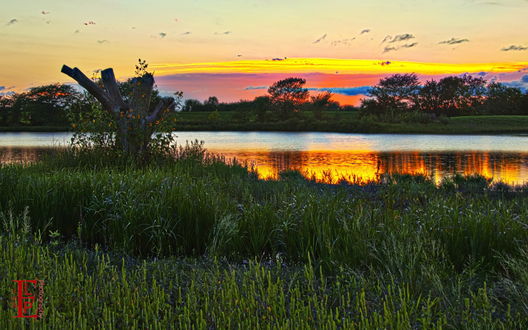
2, 113, 528, 135
1, 147, 528, 327
172, 112, 528, 134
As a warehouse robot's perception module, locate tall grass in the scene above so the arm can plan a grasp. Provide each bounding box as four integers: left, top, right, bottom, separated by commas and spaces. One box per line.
0, 148, 526, 269
1, 147, 528, 326
1, 213, 527, 328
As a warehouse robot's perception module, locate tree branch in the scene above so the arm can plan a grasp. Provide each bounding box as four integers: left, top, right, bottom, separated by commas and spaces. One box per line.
101, 68, 126, 109
146, 97, 175, 123
61, 65, 115, 112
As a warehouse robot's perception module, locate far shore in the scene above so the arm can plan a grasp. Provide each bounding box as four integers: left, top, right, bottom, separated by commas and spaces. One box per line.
1, 114, 528, 135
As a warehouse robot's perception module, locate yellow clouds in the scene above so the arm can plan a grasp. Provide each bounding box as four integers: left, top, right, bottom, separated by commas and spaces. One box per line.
151, 58, 528, 76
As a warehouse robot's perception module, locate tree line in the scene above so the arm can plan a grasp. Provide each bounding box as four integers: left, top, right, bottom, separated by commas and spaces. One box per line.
1, 73, 527, 128
362, 73, 528, 117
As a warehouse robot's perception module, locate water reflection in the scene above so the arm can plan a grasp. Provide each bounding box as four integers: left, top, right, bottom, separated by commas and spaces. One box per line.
216, 150, 528, 185
1, 142, 527, 185
0, 147, 59, 165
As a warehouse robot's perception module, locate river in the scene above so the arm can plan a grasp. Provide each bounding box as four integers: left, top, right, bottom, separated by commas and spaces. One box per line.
1, 131, 527, 185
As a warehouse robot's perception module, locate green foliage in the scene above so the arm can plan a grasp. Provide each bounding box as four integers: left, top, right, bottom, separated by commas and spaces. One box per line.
66, 59, 183, 162
0, 84, 80, 127
362, 73, 525, 118
1, 166, 528, 327
268, 77, 309, 118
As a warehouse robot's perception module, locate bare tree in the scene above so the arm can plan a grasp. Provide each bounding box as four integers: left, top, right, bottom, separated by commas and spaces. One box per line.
61, 63, 177, 156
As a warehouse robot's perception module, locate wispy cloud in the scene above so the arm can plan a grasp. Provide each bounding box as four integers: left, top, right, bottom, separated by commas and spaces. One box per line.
502, 74, 528, 92
243, 85, 372, 96
383, 42, 418, 53
307, 86, 372, 96
331, 38, 355, 46
84, 21, 96, 26
41, 10, 50, 15
439, 38, 470, 45
215, 31, 231, 35
97, 40, 108, 44
360, 29, 370, 34
386, 34, 415, 43
181, 31, 191, 35
6, 19, 18, 26
501, 45, 528, 51
159, 32, 167, 38
401, 42, 418, 48
312, 33, 327, 44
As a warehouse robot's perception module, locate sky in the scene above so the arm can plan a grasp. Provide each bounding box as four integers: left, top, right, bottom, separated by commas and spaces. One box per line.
1, 0, 527, 104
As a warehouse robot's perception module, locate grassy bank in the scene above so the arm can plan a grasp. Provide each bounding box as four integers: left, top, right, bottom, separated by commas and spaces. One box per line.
1, 148, 528, 326
2, 221, 527, 328
172, 112, 528, 134
2, 114, 528, 135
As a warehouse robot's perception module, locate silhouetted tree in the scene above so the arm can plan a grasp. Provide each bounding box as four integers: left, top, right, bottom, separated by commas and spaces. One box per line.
483, 82, 524, 115
0, 85, 79, 126
204, 96, 219, 111
423, 75, 486, 114
183, 99, 203, 112
368, 73, 420, 112
253, 95, 271, 121
61, 59, 181, 156
309, 91, 335, 119
268, 77, 309, 118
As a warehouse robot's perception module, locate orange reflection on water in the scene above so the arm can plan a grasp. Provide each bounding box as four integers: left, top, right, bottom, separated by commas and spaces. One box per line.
1, 147, 527, 186
213, 149, 528, 185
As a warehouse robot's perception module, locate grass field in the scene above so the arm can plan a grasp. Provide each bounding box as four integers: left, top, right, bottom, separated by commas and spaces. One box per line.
171, 112, 528, 134
1, 147, 528, 327
2, 113, 528, 135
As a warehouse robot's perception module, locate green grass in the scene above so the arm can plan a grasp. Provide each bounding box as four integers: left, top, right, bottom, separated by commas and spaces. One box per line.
4, 113, 528, 134
1, 212, 527, 328
1, 149, 528, 327
172, 112, 528, 134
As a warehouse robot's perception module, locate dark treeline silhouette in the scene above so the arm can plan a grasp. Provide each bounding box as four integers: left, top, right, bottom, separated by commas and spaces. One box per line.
182, 77, 345, 121
1, 74, 527, 128
361, 73, 528, 119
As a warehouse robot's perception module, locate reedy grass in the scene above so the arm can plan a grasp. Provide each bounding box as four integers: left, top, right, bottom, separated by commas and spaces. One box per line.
1, 212, 527, 328
1, 146, 528, 327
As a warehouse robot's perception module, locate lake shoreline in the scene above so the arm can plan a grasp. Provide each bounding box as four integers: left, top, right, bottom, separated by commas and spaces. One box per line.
2, 114, 528, 135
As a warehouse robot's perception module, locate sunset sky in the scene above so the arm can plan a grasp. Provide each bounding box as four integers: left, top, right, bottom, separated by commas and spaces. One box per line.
1, 0, 527, 104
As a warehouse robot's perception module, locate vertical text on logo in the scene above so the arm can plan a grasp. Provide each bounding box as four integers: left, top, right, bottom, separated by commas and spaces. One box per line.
12, 280, 44, 319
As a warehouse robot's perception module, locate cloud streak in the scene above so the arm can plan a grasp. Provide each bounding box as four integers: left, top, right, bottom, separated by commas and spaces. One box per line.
312, 33, 327, 44
501, 45, 528, 51
439, 38, 470, 45
502, 74, 528, 92
384, 42, 418, 53
307, 86, 372, 96
243, 85, 372, 96
6, 19, 18, 26
384, 34, 415, 43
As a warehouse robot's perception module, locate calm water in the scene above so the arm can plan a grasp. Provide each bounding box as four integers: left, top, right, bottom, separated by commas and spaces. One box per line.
1, 131, 528, 184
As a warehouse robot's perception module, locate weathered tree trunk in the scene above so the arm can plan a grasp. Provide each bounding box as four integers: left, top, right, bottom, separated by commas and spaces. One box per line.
61, 65, 175, 156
